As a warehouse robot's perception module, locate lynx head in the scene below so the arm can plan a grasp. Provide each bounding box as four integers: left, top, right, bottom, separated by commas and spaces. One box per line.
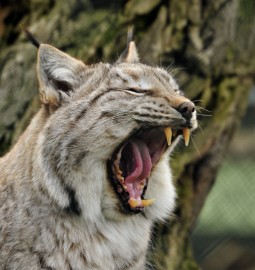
35, 34, 197, 222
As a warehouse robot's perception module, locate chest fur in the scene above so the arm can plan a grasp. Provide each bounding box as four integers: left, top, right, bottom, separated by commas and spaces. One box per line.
33, 215, 151, 270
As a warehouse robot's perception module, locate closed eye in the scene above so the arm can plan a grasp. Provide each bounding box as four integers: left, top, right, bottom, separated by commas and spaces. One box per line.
122, 88, 145, 96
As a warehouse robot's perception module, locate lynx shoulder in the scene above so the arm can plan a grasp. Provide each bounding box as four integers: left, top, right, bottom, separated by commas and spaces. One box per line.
0, 33, 197, 269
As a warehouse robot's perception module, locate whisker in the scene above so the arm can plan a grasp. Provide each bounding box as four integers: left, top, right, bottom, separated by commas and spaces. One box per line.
191, 136, 201, 158
171, 67, 189, 72
166, 61, 175, 72
197, 123, 205, 135
169, 67, 189, 77
195, 107, 203, 113
192, 99, 204, 104
195, 105, 212, 113
195, 108, 212, 117
196, 113, 212, 117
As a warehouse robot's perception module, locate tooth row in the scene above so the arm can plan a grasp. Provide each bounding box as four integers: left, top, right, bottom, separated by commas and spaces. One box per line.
114, 156, 124, 182
164, 127, 191, 146
128, 197, 155, 208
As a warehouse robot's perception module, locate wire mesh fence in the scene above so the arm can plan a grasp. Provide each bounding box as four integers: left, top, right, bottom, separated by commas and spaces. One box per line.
192, 119, 255, 270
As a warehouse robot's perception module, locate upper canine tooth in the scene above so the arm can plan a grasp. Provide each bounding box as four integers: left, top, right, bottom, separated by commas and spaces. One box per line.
164, 127, 172, 146
141, 199, 155, 207
183, 128, 190, 146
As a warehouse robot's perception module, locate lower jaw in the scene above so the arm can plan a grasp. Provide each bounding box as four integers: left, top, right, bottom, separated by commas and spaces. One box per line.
112, 177, 147, 214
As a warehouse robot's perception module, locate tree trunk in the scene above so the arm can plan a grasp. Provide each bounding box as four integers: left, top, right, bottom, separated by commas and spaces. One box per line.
0, 0, 254, 269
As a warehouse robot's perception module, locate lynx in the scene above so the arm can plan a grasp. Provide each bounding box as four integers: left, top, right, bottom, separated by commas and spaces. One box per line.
0, 32, 197, 270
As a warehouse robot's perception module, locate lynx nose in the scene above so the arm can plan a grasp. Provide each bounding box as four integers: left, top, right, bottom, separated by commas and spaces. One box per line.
177, 102, 195, 120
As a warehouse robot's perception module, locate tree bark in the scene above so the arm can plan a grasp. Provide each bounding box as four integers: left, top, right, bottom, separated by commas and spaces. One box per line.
0, 0, 254, 269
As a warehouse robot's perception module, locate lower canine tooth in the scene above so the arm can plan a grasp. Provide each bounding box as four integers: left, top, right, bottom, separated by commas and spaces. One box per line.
164, 127, 172, 146
141, 199, 155, 207
183, 128, 190, 146
129, 198, 140, 208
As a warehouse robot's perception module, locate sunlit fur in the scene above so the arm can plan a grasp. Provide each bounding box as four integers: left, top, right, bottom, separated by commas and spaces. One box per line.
0, 42, 197, 269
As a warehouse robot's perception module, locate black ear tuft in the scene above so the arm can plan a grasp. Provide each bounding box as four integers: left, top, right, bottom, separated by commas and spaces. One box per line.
22, 26, 41, 48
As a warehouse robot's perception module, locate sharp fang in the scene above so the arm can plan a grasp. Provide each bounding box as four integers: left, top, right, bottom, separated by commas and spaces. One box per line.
141, 199, 155, 207
164, 127, 172, 146
183, 128, 190, 146
129, 198, 140, 208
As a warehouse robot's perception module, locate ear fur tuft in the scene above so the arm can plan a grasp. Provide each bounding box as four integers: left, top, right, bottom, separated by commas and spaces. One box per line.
118, 27, 140, 63
21, 25, 41, 48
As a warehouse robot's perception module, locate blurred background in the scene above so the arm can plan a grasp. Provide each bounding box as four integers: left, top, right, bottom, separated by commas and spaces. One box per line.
0, 0, 254, 269
191, 87, 255, 270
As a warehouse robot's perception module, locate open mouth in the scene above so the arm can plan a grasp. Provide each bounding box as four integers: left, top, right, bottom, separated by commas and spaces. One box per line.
109, 126, 191, 214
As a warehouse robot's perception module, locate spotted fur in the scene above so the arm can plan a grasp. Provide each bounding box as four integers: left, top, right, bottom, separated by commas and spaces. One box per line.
0, 39, 197, 269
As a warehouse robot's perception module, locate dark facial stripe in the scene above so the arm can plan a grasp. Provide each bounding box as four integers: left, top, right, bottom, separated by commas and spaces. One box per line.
75, 87, 157, 123
154, 72, 170, 89
141, 106, 171, 114
73, 151, 88, 169
38, 252, 54, 270
134, 112, 174, 120
74, 88, 120, 122
75, 107, 88, 122
64, 186, 81, 216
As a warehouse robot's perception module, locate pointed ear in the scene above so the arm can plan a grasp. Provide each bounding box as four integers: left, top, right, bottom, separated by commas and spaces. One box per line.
37, 44, 86, 107
123, 41, 139, 63
118, 41, 140, 63
118, 28, 140, 63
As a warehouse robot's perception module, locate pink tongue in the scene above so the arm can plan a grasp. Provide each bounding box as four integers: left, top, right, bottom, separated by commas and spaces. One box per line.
125, 139, 152, 184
